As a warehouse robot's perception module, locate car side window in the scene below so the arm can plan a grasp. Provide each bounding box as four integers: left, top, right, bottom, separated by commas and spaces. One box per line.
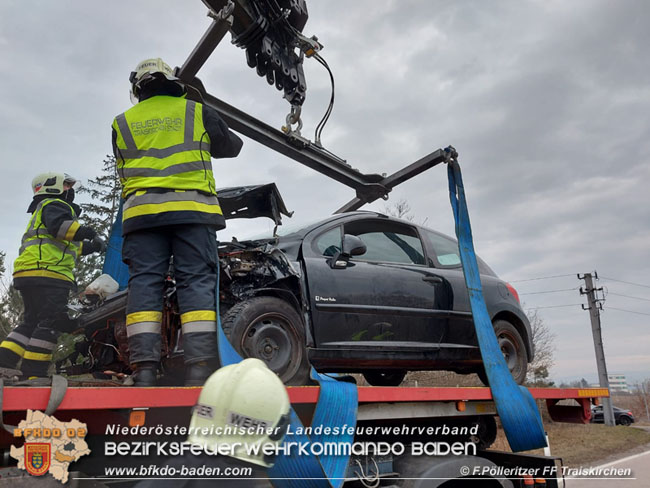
344, 220, 426, 265
423, 230, 462, 267
315, 226, 342, 257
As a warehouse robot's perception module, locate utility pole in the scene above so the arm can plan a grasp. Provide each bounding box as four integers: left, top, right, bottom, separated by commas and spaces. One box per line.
578, 272, 615, 426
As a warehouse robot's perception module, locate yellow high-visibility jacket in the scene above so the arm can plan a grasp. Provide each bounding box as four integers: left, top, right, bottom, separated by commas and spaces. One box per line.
112, 95, 241, 234
13, 198, 84, 285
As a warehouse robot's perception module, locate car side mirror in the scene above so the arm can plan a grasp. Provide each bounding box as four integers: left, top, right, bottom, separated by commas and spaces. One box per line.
328, 235, 366, 269
342, 234, 366, 257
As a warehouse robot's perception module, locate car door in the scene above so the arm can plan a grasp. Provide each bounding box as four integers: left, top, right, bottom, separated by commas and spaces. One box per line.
420, 228, 477, 347
302, 217, 453, 348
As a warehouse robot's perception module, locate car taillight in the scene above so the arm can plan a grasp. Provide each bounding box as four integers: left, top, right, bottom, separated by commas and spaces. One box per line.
628, 411, 633, 416
506, 282, 520, 304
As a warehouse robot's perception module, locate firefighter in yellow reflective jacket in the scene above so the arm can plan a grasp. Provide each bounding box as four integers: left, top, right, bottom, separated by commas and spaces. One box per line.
0, 173, 105, 378
112, 58, 243, 386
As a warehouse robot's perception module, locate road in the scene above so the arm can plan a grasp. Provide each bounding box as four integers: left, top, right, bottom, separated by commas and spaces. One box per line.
567, 448, 650, 487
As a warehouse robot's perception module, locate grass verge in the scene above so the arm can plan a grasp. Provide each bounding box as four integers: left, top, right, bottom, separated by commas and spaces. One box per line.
490, 421, 650, 466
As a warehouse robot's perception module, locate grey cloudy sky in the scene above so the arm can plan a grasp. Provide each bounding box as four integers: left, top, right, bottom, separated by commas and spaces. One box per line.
1, 1, 648, 384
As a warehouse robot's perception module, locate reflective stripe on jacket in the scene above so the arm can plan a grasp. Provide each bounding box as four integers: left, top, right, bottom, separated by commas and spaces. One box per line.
13, 199, 81, 283
112, 95, 226, 234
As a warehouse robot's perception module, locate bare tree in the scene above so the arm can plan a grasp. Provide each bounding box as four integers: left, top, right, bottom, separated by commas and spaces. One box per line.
384, 198, 415, 222
637, 380, 650, 421
525, 308, 557, 386
609, 381, 650, 421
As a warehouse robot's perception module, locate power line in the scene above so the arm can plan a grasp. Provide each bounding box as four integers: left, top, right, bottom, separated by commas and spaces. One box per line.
509, 274, 576, 283
607, 292, 650, 303
600, 276, 650, 289
524, 304, 583, 310
605, 307, 650, 317
520, 287, 578, 296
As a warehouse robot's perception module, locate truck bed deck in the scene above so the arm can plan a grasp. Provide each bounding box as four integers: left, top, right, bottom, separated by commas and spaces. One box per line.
2, 385, 608, 410
2, 385, 607, 428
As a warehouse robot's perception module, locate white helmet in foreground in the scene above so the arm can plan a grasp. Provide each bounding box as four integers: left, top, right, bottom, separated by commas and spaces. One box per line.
188, 358, 291, 468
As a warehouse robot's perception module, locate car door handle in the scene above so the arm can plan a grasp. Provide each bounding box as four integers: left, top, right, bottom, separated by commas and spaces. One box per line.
422, 276, 443, 284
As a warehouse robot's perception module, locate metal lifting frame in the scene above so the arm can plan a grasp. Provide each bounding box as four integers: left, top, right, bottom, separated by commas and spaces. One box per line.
177, 1, 455, 213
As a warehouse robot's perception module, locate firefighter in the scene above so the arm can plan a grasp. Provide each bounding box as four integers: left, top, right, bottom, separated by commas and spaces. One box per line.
136, 358, 290, 487
112, 58, 243, 386
0, 173, 105, 378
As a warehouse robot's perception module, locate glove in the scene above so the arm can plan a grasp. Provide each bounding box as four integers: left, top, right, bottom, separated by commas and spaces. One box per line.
76, 226, 97, 241
59, 317, 83, 334
89, 236, 107, 254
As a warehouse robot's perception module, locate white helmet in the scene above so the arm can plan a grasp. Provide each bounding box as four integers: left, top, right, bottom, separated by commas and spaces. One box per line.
31, 173, 77, 197
187, 358, 291, 468
129, 58, 181, 102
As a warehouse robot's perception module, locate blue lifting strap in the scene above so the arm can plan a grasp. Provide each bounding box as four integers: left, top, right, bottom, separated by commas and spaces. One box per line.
215, 259, 358, 487
102, 200, 129, 290
447, 155, 547, 452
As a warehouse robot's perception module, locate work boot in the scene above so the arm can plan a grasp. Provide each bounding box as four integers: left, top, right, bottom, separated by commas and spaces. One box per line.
184, 360, 218, 387
0, 367, 22, 381
132, 362, 158, 387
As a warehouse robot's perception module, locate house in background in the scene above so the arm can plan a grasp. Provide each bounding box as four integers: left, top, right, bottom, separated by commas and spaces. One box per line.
590, 373, 630, 393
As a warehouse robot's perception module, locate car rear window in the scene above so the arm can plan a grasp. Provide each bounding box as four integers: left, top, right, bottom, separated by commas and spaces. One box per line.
423, 230, 462, 267
422, 229, 497, 276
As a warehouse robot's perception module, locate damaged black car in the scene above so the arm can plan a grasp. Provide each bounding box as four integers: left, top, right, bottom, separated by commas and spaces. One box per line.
72, 183, 533, 387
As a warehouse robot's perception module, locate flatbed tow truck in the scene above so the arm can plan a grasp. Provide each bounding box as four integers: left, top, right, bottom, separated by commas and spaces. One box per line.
0, 383, 608, 486
0, 1, 612, 486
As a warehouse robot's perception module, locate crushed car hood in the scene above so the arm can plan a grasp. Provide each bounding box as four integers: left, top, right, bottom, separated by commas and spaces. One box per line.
217, 183, 293, 225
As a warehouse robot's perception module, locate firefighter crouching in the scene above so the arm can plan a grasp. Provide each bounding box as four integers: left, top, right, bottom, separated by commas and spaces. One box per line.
112, 58, 243, 386
0, 173, 105, 378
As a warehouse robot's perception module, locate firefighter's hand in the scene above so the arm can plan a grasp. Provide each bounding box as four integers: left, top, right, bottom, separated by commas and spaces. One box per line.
90, 237, 107, 254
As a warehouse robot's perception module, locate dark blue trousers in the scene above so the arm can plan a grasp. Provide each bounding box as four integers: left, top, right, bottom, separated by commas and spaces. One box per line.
122, 224, 219, 365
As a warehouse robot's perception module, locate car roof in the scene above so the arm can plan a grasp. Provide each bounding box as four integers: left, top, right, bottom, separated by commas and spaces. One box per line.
262, 211, 498, 277
278, 210, 445, 239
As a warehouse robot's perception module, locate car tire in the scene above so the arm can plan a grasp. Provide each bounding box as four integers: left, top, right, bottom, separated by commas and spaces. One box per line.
221, 296, 311, 386
363, 370, 407, 387
618, 416, 632, 426
477, 320, 528, 386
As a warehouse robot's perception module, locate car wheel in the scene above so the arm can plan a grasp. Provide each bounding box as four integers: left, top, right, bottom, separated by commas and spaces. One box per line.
363, 370, 407, 387
477, 320, 528, 386
221, 296, 311, 386
618, 416, 631, 426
